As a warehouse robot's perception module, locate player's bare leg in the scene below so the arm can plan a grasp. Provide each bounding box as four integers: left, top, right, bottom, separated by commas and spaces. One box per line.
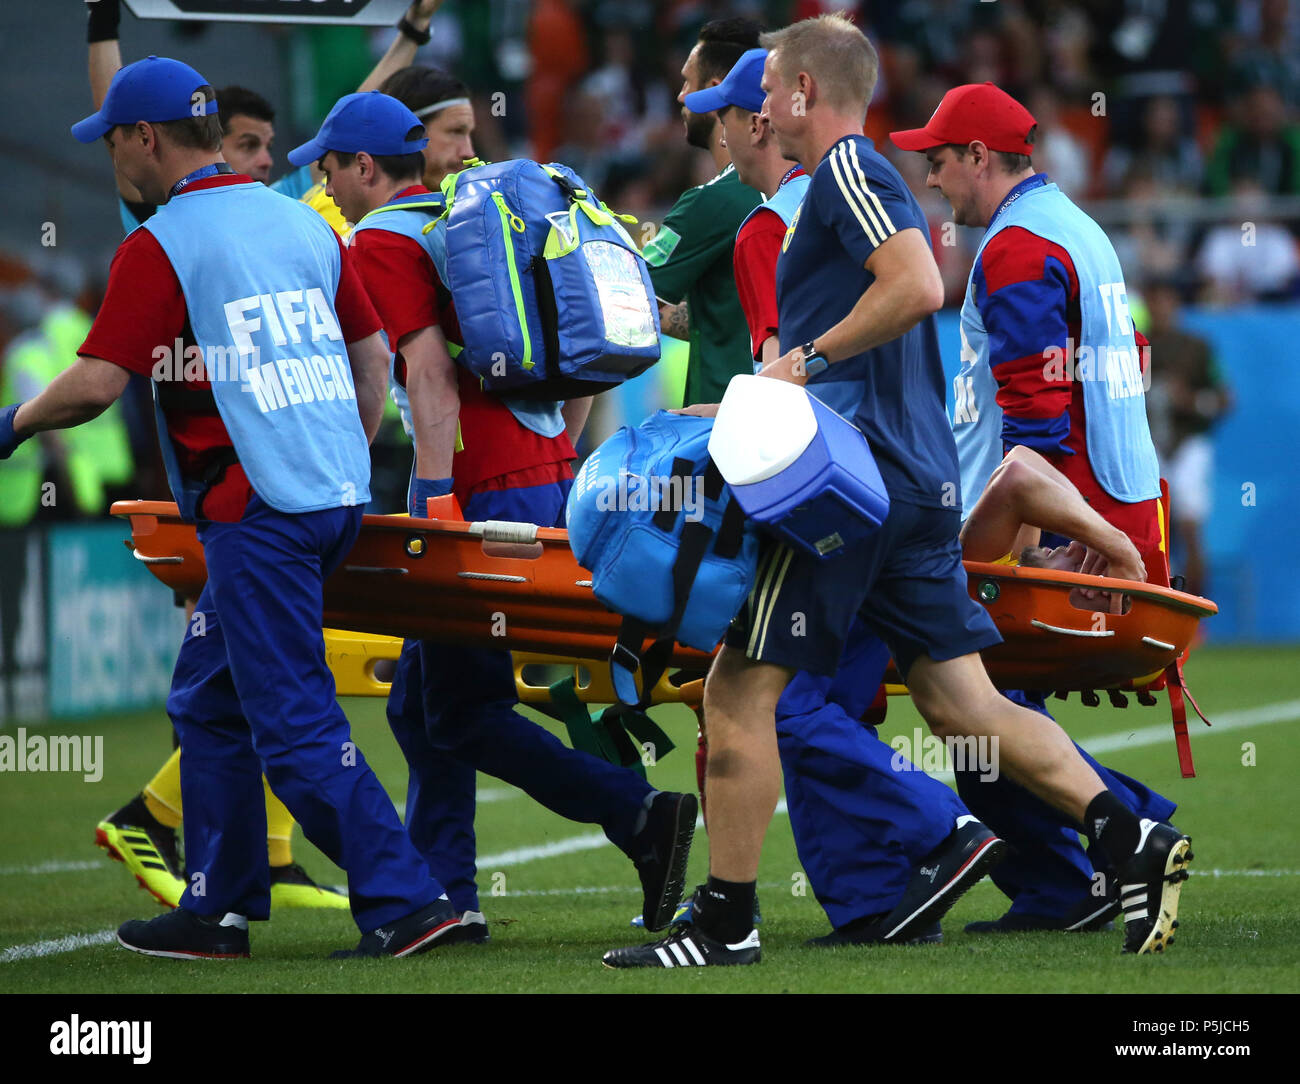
907, 652, 1192, 953
907, 652, 1103, 821
603, 646, 789, 968
699, 646, 792, 882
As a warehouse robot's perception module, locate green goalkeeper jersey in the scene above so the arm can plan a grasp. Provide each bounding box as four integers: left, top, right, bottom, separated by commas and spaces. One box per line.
643, 163, 762, 407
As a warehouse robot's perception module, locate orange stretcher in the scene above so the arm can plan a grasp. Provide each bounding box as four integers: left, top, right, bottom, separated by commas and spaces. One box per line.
111, 499, 1216, 774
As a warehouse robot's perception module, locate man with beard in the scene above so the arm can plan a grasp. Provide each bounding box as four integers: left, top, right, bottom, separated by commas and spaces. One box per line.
642, 18, 764, 408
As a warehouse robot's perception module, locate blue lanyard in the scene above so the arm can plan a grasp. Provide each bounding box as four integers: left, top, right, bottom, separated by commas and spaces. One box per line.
989, 173, 1048, 227
169, 162, 234, 200
778, 165, 803, 188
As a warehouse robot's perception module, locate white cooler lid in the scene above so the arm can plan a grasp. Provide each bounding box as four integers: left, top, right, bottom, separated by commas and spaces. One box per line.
708, 374, 817, 486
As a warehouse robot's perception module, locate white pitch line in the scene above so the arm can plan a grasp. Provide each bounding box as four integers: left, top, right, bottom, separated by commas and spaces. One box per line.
0, 860, 104, 876
4, 696, 1296, 962
1080, 696, 1300, 756
927, 695, 1300, 782
0, 930, 115, 963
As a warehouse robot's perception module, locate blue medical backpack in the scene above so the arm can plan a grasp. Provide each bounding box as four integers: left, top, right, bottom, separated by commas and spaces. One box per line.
437, 159, 662, 399
566, 411, 759, 707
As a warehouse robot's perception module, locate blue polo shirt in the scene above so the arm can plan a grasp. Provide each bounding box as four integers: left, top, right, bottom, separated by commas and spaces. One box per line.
776, 134, 958, 511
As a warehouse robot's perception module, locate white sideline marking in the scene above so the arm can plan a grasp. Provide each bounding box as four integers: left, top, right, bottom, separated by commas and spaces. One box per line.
478, 833, 612, 868
5, 698, 1294, 962
929, 695, 1300, 782
1081, 697, 1300, 756
0, 930, 114, 963
0, 860, 104, 876
4, 868, 1297, 962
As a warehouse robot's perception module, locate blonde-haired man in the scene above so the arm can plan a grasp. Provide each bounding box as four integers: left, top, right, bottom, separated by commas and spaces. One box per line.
602, 15, 1191, 968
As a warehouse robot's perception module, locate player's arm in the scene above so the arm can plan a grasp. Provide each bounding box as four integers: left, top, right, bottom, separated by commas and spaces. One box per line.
659, 301, 690, 341
9, 357, 130, 438
562, 396, 593, 447
399, 325, 460, 478
961, 445, 1145, 582
762, 158, 940, 382
976, 229, 1076, 457
288, 0, 440, 191
812, 228, 943, 364
644, 186, 733, 336
334, 236, 389, 442
4, 228, 182, 460
346, 333, 392, 443
358, 1, 444, 93
86, 0, 146, 204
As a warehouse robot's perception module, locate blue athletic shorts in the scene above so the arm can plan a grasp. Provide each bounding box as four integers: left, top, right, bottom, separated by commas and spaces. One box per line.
724, 500, 1001, 680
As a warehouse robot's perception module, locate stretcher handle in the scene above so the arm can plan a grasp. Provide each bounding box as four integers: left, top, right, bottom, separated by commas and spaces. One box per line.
468, 520, 541, 545
132, 549, 184, 566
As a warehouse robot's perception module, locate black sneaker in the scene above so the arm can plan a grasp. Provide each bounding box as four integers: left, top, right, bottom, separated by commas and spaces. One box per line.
806, 918, 942, 947
117, 908, 250, 959
965, 895, 1120, 934
1117, 819, 1192, 955
872, 816, 1006, 943
330, 899, 483, 959
603, 923, 761, 969
632, 792, 698, 932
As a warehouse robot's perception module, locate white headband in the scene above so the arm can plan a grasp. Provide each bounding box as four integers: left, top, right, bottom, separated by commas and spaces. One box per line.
414, 97, 471, 119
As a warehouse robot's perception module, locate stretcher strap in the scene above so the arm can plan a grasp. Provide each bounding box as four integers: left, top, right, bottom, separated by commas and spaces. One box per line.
540, 676, 674, 778
1164, 656, 1210, 779
611, 459, 727, 710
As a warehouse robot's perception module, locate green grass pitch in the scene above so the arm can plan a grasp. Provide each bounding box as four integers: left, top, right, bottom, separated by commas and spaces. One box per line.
1, 644, 1297, 993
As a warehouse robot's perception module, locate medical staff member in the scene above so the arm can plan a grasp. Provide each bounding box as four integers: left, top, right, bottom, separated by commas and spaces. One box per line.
1, 58, 474, 960
297, 91, 698, 934
644, 18, 764, 407
677, 48, 1002, 947
604, 15, 1191, 968
892, 82, 1178, 935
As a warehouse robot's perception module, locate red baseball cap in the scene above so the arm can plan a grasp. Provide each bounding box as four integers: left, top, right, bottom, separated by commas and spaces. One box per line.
890, 83, 1037, 155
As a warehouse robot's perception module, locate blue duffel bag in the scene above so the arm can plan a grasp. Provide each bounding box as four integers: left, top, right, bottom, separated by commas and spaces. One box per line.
567, 411, 759, 707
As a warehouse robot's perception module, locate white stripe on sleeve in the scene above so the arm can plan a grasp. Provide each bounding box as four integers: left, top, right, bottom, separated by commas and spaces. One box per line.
846, 140, 897, 237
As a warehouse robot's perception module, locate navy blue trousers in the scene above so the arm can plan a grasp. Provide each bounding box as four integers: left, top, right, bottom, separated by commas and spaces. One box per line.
954, 690, 1176, 917
386, 480, 655, 913
168, 496, 445, 931
777, 621, 968, 928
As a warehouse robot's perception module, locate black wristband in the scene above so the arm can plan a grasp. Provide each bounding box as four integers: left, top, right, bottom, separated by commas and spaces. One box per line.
87, 0, 122, 45
397, 14, 432, 46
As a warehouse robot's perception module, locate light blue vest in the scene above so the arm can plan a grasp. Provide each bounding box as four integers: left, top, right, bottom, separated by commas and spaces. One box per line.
145, 182, 372, 517
737, 170, 810, 372
350, 194, 566, 443
954, 181, 1160, 512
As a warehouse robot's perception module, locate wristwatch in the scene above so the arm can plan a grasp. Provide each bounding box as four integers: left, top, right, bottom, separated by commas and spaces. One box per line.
799, 341, 829, 377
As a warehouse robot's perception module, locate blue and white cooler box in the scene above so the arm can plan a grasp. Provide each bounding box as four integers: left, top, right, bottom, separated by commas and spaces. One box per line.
709, 374, 890, 559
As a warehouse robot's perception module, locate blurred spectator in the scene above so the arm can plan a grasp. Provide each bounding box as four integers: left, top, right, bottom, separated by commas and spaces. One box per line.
551, 86, 618, 191
1204, 82, 1300, 197
1026, 85, 1089, 198
0, 269, 133, 526
527, 0, 590, 161
1230, 0, 1300, 108
1111, 165, 1193, 284
1142, 277, 1232, 597
1103, 95, 1203, 197
1196, 179, 1300, 303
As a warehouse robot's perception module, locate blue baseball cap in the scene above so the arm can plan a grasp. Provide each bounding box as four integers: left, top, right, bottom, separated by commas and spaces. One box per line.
683, 48, 769, 115
72, 56, 218, 143
288, 91, 428, 168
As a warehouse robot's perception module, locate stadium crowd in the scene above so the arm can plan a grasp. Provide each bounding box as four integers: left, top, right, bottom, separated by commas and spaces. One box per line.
1, 0, 1281, 528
